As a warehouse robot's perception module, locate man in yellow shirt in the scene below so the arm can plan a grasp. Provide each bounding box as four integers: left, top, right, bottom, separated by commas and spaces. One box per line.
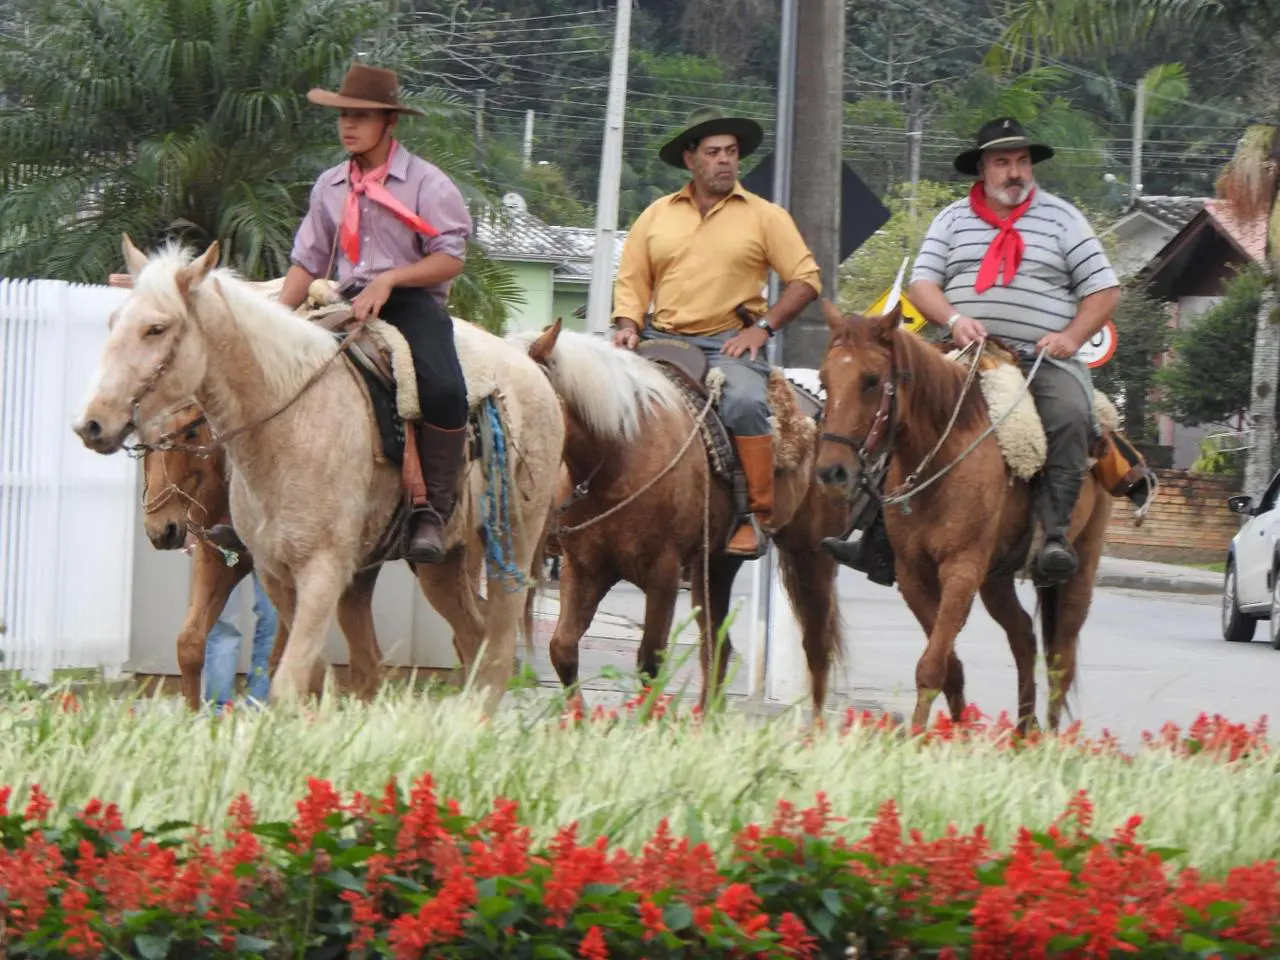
611, 108, 822, 558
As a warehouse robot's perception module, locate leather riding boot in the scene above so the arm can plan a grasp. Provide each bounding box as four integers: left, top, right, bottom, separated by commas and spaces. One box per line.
1034, 467, 1084, 584
824, 507, 896, 587
726, 435, 774, 559
406, 423, 468, 565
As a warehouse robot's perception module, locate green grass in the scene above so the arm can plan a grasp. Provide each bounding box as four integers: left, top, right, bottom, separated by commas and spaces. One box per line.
1, 681, 1277, 877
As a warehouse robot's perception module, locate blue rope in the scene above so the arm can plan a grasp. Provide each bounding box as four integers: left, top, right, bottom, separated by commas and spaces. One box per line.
481, 397, 530, 593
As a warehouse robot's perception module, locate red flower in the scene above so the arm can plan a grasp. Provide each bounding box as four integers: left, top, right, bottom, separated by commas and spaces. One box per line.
291, 777, 342, 852
777, 912, 817, 958
579, 925, 609, 959
639, 897, 666, 941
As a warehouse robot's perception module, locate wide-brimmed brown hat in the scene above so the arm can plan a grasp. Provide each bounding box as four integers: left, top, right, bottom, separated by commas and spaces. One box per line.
307, 64, 424, 116
658, 107, 764, 169
953, 117, 1054, 176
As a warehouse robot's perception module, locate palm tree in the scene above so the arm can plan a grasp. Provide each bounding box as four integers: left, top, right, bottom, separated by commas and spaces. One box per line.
0, 0, 521, 331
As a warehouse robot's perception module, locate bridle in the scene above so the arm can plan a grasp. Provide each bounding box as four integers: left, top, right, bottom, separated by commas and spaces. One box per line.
140, 412, 214, 526
818, 335, 909, 504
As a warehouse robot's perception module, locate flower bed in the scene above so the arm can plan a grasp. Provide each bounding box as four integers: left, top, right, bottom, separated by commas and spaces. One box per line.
0, 687, 1277, 957
0, 774, 1276, 958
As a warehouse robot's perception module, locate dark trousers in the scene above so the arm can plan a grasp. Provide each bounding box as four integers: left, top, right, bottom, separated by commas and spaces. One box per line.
1023, 360, 1092, 532
352, 285, 467, 430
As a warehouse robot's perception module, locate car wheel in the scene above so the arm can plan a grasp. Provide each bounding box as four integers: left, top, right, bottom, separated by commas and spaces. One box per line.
1271, 571, 1280, 651
1223, 560, 1257, 643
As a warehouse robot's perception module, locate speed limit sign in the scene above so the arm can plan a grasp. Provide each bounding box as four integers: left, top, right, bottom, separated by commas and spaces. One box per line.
1075, 319, 1117, 369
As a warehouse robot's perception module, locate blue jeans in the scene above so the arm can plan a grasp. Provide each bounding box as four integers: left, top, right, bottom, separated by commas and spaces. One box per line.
204, 572, 277, 707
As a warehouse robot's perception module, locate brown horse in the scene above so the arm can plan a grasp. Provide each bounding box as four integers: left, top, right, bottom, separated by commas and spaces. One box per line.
138, 403, 278, 709
814, 300, 1112, 733
512, 320, 850, 713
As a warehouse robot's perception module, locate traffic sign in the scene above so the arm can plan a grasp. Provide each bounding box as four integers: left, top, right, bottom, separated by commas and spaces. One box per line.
864, 289, 927, 333
1076, 319, 1117, 368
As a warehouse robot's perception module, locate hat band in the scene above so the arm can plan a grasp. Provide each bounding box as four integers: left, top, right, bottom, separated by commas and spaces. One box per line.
977, 135, 1030, 150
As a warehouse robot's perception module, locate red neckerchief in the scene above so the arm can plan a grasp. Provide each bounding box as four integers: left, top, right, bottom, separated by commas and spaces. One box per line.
968, 180, 1035, 293
339, 140, 440, 265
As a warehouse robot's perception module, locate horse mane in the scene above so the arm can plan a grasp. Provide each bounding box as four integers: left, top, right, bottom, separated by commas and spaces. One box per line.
136, 243, 337, 399
506, 328, 683, 443
890, 324, 989, 439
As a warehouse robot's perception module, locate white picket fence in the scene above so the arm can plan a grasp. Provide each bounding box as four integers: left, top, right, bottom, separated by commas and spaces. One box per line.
0, 279, 136, 680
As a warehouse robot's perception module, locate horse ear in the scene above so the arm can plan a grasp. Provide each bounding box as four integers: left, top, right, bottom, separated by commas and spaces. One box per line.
176, 240, 221, 298
121, 234, 148, 275
820, 299, 844, 332
529, 317, 562, 365
877, 302, 903, 342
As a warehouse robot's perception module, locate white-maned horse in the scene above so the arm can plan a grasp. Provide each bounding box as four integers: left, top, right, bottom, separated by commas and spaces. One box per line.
73, 237, 564, 709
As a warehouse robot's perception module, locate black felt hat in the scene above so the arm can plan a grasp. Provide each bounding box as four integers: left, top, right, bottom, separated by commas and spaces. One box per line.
658, 107, 765, 169
954, 117, 1054, 176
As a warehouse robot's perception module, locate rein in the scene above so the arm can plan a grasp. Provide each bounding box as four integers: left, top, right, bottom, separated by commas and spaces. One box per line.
124, 289, 376, 460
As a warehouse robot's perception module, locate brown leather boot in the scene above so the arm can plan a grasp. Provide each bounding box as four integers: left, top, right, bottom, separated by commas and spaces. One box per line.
406, 423, 468, 564
726, 434, 774, 559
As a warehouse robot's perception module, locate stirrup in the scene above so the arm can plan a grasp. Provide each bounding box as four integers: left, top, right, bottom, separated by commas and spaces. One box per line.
726, 514, 767, 559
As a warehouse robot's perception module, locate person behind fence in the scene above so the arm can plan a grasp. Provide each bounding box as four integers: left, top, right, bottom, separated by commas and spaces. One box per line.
825, 117, 1121, 586
609, 107, 822, 559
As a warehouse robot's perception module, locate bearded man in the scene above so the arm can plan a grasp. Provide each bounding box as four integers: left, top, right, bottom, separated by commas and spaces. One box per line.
610, 108, 822, 558
827, 117, 1120, 585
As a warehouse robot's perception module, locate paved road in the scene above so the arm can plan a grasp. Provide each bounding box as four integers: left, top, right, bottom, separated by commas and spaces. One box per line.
528, 565, 1280, 747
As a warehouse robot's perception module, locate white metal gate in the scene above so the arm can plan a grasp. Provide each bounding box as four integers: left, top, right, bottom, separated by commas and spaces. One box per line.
0, 279, 135, 679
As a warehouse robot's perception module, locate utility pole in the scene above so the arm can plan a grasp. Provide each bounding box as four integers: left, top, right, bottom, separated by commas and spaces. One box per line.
906, 83, 922, 221
1130, 80, 1145, 206
785, 0, 845, 367
585, 0, 632, 335
522, 109, 535, 168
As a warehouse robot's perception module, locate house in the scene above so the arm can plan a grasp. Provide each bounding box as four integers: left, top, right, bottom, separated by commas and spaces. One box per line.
1134, 198, 1268, 468
472, 193, 626, 333
1102, 195, 1209, 280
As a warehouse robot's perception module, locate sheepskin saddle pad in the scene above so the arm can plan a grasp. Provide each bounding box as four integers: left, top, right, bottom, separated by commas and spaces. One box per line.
941, 341, 1119, 481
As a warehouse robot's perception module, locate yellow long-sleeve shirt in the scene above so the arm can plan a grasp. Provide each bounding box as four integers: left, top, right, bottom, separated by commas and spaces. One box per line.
611, 181, 822, 337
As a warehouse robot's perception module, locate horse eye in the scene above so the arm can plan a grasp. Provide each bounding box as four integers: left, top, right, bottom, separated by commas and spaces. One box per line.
145, 324, 167, 337
185, 428, 199, 441
861, 372, 881, 391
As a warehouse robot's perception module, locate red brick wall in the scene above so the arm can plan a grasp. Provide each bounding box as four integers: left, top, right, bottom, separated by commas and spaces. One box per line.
1104, 469, 1243, 564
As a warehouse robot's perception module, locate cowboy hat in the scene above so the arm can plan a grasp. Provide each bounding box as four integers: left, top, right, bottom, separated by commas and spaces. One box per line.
307, 63, 424, 116
953, 117, 1054, 176
658, 107, 764, 169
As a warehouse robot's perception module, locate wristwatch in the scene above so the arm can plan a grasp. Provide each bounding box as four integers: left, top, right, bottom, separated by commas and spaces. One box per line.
755, 317, 776, 338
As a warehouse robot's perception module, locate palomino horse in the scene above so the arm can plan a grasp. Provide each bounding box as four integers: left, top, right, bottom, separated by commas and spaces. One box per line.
814, 300, 1112, 732
74, 238, 564, 710
511, 320, 850, 713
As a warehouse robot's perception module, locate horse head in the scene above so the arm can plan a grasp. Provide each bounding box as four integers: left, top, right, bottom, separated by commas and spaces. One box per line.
73, 235, 221, 454
815, 298, 903, 498
141, 404, 224, 550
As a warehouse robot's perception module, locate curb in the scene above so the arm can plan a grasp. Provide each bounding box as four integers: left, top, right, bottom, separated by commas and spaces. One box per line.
1094, 573, 1221, 596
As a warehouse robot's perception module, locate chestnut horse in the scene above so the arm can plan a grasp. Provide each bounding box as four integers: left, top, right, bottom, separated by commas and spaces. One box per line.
75, 238, 564, 710
512, 320, 850, 713
814, 300, 1112, 732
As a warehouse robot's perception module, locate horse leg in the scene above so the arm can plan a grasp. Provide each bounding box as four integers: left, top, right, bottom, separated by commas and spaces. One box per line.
690, 553, 743, 712
269, 555, 345, 704
979, 575, 1038, 732
775, 529, 843, 717
176, 549, 249, 711
636, 551, 682, 685
903, 558, 981, 730
414, 548, 486, 684
1043, 487, 1110, 731
260, 569, 293, 682
336, 565, 385, 701
549, 555, 616, 710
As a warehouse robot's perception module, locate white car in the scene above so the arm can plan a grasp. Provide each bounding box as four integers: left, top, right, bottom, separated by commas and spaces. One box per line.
1222, 470, 1280, 647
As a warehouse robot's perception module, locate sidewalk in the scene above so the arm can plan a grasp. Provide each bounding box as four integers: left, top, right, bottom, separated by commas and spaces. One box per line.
1095, 556, 1221, 596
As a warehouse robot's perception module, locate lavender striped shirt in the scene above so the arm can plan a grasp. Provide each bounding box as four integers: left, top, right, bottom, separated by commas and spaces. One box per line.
289, 146, 473, 303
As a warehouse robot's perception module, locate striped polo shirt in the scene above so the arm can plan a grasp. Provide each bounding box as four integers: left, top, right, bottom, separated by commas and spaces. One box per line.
909, 187, 1119, 347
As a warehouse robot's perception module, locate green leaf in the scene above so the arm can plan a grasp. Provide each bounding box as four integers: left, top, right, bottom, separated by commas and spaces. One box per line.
533, 947, 574, 959
820, 888, 844, 917
234, 934, 276, 956
910, 919, 964, 946
663, 902, 693, 932
325, 868, 363, 892
806, 906, 836, 939
1182, 933, 1224, 951
478, 894, 514, 919
133, 934, 172, 960
331, 844, 377, 868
